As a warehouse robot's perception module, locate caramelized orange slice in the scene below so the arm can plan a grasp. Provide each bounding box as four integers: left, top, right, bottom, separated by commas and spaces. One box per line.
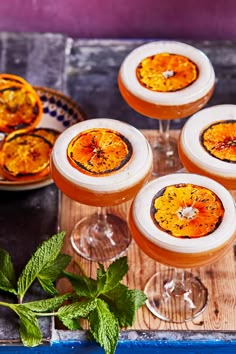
136, 53, 198, 92
0, 73, 30, 88
201, 120, 236, 162
67, 128, 133, 176
151, 183, 224, 238
0, 131, 52, 181
34, 128, 60, 145
0, 74, 43, 133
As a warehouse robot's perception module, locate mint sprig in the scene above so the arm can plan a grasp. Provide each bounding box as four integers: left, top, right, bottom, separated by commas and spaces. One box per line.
0, 232, 146, 354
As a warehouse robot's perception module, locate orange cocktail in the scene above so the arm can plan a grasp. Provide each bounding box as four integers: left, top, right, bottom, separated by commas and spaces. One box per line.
179, 104, 236, 190
118, 41, 215, 175
51, 118, 153, 261
129, 173, 236, 322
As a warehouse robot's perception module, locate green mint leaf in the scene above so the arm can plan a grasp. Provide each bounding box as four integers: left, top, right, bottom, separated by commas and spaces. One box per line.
99, 256, 129, 294
102, 283, 146, 327
58, 317, 82, 330
10, 304, 42, 347
0, 248, 17, 294
23, 294, 71, 312
63, 271, 97, 297
37, 278, 58, 295
57, 299, 97, 330
39, 253, 72, 280
37, 253, 71, 295
89, 298, 119, 354
95, 256, 128, 295
58, 299, 97, 319
17, 232, 66, 300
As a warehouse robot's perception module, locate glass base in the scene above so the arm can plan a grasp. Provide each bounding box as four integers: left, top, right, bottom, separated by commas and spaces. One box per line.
144, 269, 208, 322
70, 212, 132, 262
152, 136, 183, 177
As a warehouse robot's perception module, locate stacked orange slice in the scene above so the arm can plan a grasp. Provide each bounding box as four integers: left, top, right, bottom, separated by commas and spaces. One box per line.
0, 74, 59, 182
0, 73, 43, 133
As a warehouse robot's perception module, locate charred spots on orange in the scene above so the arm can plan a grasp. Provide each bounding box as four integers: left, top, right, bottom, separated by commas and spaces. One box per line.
136, 53, 198, 92
200, 120, 236, 163
67, 128, 133, 176
150, 183, 224, 238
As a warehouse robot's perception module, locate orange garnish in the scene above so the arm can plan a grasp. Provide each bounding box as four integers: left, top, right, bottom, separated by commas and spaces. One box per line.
34, 127, 60, 145
201, 120, 236, 163
0, 73, 31, 88
151, 183, 224, 238
0, 131, 52, 181
67, 128, 133, 176
136, 53, 198, 92
0, 74, 43, 133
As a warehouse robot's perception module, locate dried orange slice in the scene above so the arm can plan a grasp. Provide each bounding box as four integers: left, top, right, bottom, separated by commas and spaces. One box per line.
151, 183, 224, 238
0, 73, 31, 88
0, 74, 43, 133
136, 53, 198, 92
33, 127, 60, 145
0, 131, 52, 181
201, 120, 236, 163
67, 128, 133, 176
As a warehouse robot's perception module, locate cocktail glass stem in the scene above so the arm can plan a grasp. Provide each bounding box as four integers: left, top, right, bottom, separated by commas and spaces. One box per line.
144, 268, 208, 322
70, 206, 131, 262
151, 119, 182, 176
91, 207, 116, 246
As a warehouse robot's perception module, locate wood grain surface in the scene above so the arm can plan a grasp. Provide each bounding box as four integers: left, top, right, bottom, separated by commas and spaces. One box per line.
57, 130, 236, 332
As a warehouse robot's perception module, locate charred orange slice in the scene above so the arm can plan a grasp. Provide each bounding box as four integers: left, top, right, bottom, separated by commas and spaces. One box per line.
0, 73, 31, 88
67, 128, 133, 176
0, 74, 43, 133
33, 127, 60, 145
0, 131, 52, 181
136, 53, 198, 92
151, 183, 224, 238
201, 120, 236, 163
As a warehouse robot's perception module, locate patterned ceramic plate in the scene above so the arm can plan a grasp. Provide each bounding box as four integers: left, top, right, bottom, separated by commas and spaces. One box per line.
0, 86, 87, 191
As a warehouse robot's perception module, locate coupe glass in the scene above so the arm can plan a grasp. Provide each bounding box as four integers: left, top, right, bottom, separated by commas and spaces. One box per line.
118, 41, 215, 176
51, 118, 152, 262
129, 173, 236, 322
179, 104, 236, 191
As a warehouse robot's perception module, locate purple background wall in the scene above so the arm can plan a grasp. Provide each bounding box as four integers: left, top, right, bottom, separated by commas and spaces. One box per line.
0, 0, 236, 39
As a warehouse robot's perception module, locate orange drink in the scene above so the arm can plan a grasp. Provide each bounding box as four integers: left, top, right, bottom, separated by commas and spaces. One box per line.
118, 41, 215, 175
51, 118, 152, 206
118, 41, 215, 120
129, 173, 236, 322
179, 104, 236, 190
51, 118, 153, 261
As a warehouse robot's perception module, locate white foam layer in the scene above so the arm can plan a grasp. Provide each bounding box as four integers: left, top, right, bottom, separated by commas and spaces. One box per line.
132, 173, 236, 253
119, 41, 215, 106
52, 118, 153, 192
180, 104, 236, 178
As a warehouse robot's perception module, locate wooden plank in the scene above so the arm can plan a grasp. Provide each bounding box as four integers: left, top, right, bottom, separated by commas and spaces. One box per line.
58, 129, 236, 332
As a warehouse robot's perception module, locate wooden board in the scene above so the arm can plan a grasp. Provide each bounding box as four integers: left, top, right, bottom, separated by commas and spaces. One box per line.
57, 129, 236, 332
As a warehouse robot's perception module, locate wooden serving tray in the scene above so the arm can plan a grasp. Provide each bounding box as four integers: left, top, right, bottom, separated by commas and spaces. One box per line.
58, 130, 236, 332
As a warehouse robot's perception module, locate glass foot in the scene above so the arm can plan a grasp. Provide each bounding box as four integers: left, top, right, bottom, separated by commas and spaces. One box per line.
152, 136, 183, 176
70, 212, 132, 262
144, 269, 208, 322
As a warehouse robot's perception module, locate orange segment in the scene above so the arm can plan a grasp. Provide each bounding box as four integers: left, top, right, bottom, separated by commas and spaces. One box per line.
0, 131, 52, 181
67, 128, 133, 176
151, 183, 224, 238
201, 120, 236, 162
136, 53, 198, 92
